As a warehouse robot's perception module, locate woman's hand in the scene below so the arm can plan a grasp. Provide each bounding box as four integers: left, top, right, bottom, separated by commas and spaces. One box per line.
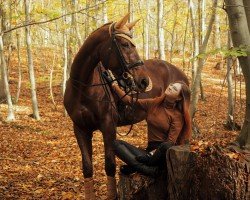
102, 70, 118, 86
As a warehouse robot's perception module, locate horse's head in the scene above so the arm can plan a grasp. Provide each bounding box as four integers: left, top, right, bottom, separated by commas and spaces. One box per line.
99, 14, 150, 92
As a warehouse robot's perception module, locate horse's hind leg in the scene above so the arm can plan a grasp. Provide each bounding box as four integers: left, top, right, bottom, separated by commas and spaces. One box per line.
73, 124, 96, 200
102, 128, 117, 200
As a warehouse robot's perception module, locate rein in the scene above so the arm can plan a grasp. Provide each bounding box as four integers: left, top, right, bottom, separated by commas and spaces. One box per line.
97, 66, 139, 137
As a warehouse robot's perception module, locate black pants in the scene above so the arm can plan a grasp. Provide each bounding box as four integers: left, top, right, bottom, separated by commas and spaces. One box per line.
113, 140, 158, 177
113, 139, 173, 168
113, 140, 149, 164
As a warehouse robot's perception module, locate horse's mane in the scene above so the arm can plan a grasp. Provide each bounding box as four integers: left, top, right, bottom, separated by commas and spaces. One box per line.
90, 22, 113, 35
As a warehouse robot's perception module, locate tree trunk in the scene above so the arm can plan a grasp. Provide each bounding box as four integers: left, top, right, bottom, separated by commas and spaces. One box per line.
85, 0, 90, 40
118, 146, 249, 200
143, 1, 150, 60
225, 0, 250, 148
198, 0, 206, 101
15, 32, 22, 104
214, 11, 221, 49
62, 1, 69, 116
49, 51, 57, 110
0, 61, 5, 102
182, 4, 189, 71
226, 30, 235, 130
157, 0, 165, 60
189, 0, 199, 84
128, 0, 134, 37
169, 2, 178, 63
190, 0, 218, 118
0, 3, 6, 102
102, 0, 108, 24
0, 33, 15, 121
94, 1, 102, 30
199, 0, 206, 42
243, 0, 250, 30
71, 0, 82, 48
1, 1, 11, 46
24, 0, 40, 120
0, 6, 15, 121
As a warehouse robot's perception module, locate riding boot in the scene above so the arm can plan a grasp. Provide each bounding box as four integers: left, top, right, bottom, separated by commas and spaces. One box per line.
136, 141, 174, 166
107, 176, 117, 200
134, 163, 159, 177
84, 177, 96, 200
114, 142, 159, 177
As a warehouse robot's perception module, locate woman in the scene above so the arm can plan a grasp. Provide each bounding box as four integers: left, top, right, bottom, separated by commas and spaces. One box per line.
105, 72, 192, 177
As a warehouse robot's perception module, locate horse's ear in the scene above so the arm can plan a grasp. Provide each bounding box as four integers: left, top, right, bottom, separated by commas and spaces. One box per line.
115, 13, 130, 29
127, 19, 140, 30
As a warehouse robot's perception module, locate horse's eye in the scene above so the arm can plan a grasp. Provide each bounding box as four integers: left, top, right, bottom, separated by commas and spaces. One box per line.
121, 42, 129, 48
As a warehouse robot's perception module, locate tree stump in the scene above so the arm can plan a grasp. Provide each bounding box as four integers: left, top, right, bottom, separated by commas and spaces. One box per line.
117, 145, 249, 200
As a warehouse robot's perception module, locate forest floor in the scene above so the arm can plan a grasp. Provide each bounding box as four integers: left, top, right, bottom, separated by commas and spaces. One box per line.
0, 48, 248, 199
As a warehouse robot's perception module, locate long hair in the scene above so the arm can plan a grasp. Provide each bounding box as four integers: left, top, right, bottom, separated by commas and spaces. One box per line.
175, 81, 192, 145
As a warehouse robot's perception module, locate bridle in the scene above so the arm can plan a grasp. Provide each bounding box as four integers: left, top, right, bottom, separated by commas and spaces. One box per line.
108, 22, 144, 78
105, 23, 145, 136
70, 22, 144, 90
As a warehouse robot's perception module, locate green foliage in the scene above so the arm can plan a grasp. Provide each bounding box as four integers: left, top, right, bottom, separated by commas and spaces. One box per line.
192, 45, 249, 61
221, 45, 249, 58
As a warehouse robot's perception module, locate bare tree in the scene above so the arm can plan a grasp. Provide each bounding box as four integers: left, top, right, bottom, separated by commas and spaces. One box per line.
190, 0, 218, 118
0, 33, 15, 121
143, 0, 150, 60
49, 51, 57, 110
0, 64, 5, 102
226, 31, 235, 129
243, 0, 250, 29
1, 0, 11, 46
15, 32, 21, 103
169, 1, 178, 63
0, 31, 15, 121
189, 0, 199, 83
128, 0, 134, 37
102, 0, 108, 24
24, 0, 40, 120
157, 0, 165, 60
225, 0, 250, 148
0, 1, 7, 102
182, 2, 190, 70
85, 0, 90, 40
214, 10, 221, 49
0, 5, 15, 121
61, 0, 69, 116
71, 0, 82, 48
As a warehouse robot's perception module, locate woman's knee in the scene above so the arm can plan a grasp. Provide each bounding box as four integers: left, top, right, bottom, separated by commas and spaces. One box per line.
159, 141, 174, 152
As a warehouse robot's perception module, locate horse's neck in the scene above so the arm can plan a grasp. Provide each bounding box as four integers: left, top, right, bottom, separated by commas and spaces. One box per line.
70, 26, 108, 84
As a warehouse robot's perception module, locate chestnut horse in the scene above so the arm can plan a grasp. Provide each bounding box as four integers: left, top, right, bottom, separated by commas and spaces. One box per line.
64, 14, 188, 199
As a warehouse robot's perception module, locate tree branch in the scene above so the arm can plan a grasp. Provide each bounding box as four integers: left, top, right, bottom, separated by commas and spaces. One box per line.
2, 1, 107, 34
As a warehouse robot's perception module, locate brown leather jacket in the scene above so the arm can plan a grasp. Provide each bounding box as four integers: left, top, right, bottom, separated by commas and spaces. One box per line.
112, 85, 184, 145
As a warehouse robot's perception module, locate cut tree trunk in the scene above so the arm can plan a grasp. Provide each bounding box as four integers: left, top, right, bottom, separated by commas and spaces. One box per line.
118, 145, 249, 200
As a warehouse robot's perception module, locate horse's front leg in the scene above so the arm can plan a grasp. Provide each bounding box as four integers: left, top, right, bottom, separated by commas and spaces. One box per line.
101, 125, 117, 200
73, 124, 96, 200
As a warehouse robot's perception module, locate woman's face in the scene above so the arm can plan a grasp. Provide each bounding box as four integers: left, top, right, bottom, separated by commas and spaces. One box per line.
165, 82, 182, 101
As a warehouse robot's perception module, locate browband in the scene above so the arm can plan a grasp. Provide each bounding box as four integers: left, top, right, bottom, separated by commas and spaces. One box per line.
109, 23, 136, 47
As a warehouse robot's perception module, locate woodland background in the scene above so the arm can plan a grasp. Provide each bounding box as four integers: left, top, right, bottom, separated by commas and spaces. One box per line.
0, 0, 249, 199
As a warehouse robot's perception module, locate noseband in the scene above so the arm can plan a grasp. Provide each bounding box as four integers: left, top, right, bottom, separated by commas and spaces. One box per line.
109, 23, 144, 76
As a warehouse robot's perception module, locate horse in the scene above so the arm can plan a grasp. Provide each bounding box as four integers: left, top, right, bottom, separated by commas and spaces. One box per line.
64, 14, 188, 199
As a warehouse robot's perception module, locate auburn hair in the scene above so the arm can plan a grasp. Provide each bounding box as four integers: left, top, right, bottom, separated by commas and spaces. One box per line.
175, 81, 192, 145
